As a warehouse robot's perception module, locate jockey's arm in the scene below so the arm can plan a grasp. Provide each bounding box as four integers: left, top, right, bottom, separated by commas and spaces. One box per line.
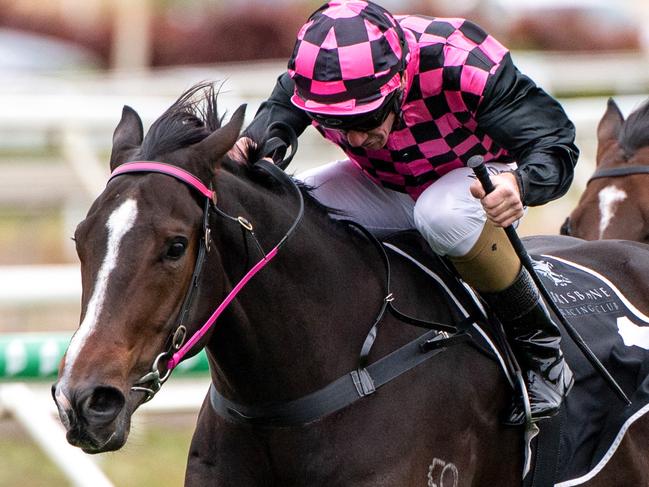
476, 54, 579, 208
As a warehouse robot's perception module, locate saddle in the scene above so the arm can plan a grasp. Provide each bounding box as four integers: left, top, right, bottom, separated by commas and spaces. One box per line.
381, 230, 516, 379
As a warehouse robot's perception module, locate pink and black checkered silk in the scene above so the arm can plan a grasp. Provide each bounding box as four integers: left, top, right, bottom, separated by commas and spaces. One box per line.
316, 15, 513, 200
288, 0, 406, 115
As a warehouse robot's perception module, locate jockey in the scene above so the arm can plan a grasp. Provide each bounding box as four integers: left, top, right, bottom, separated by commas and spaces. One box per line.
236, 0, 578, 425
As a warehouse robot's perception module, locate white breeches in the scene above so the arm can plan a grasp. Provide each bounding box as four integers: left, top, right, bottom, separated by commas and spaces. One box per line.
297, 159, 520, 257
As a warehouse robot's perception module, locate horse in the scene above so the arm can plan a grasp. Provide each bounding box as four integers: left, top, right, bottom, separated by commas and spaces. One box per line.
52, 83, 649, 486
561, 98, 649, 243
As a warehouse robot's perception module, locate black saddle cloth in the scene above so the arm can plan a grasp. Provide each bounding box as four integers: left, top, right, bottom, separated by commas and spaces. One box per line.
530, 252, 649, 485
385, 232, 649, 486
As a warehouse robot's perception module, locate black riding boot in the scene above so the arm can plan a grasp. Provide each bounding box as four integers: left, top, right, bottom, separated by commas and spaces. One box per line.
484, 267, 574, 425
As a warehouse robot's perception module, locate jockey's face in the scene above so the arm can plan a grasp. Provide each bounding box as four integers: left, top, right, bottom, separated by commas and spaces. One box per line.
308, 79, 406, 151
344, 111, 396, 150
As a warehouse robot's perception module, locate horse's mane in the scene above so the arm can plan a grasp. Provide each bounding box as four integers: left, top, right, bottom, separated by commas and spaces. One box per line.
138, 81, 224, 160
619, 99, 649, 157
139, 81, 343, 218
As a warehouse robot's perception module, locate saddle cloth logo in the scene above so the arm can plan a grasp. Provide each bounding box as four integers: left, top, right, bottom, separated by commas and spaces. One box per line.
532, 259, 572, 287
532, 256, 639, 346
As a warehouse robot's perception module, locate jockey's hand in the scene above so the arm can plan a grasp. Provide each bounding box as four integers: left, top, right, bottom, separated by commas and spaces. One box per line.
227, 136, 273, 164
470, 171, 524, 228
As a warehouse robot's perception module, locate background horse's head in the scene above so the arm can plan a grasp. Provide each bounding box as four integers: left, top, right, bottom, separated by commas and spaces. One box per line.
562, 98, 649, 243
52, 83, 245, 453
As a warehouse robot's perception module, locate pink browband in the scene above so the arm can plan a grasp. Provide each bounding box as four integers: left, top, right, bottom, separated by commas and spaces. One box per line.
110, 162, 215, 200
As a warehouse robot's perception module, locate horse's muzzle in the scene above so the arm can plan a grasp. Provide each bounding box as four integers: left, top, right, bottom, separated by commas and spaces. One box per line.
52, 382, 128, 453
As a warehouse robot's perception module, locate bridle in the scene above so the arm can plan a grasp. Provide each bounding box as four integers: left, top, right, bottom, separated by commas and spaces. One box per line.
561, 165, 649, 237
107, 158, 304, 402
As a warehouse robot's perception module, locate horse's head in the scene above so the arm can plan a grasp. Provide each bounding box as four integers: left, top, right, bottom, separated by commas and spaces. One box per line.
52, 83, 245, 453
564, 98, 649, 243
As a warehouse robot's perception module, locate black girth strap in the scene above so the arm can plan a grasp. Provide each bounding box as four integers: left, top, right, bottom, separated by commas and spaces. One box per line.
210, 329, 470, 427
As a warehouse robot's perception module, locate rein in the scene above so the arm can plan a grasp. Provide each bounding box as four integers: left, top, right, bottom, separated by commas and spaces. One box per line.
588, 165, 649, 183
107, 159, 304, 401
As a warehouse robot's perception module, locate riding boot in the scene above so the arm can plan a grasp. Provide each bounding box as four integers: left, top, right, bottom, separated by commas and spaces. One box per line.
482, 267, 574, 425
448, 222, 573, 425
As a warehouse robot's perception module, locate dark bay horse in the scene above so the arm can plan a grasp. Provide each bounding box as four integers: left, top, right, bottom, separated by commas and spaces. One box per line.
561, 98, 649, 243
53, 83, 649, 486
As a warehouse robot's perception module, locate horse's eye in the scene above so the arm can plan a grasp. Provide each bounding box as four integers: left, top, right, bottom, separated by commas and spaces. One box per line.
166, 237, 188, 260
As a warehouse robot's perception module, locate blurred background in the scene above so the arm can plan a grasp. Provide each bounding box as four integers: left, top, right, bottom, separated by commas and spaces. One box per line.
0, 0, 648, 485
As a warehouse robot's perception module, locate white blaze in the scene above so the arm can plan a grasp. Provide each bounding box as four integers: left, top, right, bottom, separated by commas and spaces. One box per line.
62, 199, 138, 380
598, 185, 627, 238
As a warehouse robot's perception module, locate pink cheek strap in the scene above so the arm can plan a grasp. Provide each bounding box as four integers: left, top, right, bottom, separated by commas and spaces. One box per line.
165, 245, 279, 369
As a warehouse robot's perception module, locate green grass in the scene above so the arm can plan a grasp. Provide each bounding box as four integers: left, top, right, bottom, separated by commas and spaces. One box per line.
0, 432, 68, 487
0, 416, 195, 487
101, 420, 194, 487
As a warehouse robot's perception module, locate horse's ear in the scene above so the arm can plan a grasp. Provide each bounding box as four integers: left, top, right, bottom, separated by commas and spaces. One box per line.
597, 98, 624, 146
195, 104, 247, 168
110, 105, 144, 170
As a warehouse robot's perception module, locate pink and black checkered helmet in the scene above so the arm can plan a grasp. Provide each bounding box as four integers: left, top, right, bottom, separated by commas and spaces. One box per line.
288, 0, 407, 116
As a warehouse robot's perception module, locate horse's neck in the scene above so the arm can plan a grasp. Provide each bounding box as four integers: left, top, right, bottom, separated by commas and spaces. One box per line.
205, 171, 388, 402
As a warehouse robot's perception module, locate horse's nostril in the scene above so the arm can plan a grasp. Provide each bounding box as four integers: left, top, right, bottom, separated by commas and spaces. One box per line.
81, 386, 125, 424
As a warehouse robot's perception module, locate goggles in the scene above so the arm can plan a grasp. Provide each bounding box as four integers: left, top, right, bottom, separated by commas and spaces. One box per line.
307, 90, 400, 132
